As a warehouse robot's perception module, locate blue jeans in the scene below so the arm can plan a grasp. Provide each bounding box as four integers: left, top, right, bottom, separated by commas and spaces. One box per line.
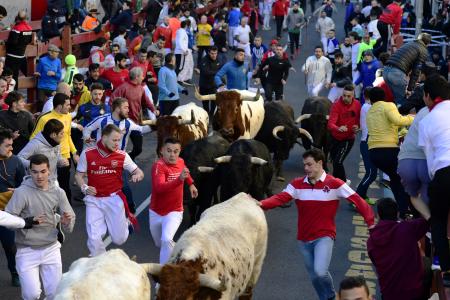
356, 140, 378, 198
299, 237, 335, 300
383, 66, 408, 106
397, 158, 431, 204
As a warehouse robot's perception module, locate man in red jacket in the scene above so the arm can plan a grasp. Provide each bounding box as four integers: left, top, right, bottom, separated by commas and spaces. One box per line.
111, 67, 159, 159
376, 0, 402, 54
327, 84, 361, 183
149, 137, 198, 264
259, 148, 374, 300
272, 0, 286, 39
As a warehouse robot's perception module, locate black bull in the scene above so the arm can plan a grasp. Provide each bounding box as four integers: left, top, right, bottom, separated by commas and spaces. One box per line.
296, 97, 332, 167
181, 135, 230, 225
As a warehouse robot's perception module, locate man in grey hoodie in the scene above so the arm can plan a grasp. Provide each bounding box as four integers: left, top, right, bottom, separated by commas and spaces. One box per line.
18, 119, 68, 182
6, 154, 75, 300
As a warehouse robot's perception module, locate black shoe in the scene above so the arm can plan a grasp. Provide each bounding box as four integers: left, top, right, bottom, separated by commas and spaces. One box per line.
11, 273, 20, 287
442, 272, 450, 287
57, 222, 65, 244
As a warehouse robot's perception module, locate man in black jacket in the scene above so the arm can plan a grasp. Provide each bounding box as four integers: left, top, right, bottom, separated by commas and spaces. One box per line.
327, 52, 352, 102
0, 92, 34, 154
258, 44, 291, 101
383, 33, 431, 106
198, 46, 225, 115
41, 8, 61, 41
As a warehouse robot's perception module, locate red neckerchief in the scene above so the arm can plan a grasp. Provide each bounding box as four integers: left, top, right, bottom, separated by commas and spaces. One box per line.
97, 141, 113, 155
430, 97, 447, 111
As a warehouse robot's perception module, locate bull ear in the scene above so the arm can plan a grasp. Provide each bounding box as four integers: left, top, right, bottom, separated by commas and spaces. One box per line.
250, 157, 268, 165
140, 263, 163, 276
214, 155, 232, 164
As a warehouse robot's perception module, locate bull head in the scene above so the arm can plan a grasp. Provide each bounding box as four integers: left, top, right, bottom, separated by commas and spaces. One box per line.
214, 155, 267, 165
141, 263, 226, 292
195, 86, 216, 101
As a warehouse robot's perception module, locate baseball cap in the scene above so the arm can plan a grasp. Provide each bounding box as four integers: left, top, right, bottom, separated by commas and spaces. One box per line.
270, 39, 279, 45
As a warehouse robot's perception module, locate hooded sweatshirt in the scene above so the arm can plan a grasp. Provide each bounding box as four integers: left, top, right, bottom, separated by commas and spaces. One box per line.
18, 132, 64, 181
367, 219, 428, 300
5, 176, 75, 248
328, 96, 361, 141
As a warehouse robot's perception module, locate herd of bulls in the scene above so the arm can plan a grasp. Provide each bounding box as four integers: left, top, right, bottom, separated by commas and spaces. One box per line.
146, 89, 332, 224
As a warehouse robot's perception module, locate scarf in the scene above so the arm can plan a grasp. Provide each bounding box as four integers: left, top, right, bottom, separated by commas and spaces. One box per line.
430, 97, 448, 111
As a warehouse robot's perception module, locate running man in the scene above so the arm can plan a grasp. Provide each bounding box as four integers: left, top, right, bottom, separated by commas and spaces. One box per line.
75, 124, 144, 256
258, 149, 374, 300
149, 137, 198, 264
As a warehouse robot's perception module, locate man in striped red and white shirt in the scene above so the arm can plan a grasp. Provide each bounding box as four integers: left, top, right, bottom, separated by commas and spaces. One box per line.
259, 148, 374, 300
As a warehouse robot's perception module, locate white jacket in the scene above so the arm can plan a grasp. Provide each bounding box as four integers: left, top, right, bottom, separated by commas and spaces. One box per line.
302, 55, 333, 86
0, 210, 25, 229
174, 28, 189, 55
315, 16, 335, 37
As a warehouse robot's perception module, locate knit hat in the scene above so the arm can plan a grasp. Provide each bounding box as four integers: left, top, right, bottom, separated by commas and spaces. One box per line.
270, 39, 278, 45
65, 54, 76, 66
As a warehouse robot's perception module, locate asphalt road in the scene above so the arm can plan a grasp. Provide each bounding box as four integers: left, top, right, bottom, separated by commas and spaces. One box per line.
0, 3, 384, 299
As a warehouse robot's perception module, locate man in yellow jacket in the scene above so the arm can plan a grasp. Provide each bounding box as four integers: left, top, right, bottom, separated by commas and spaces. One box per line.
31, 93, 79, 203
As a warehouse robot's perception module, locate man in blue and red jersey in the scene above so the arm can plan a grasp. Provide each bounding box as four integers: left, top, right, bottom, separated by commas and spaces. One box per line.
75, 124, 144, 257
259, 148, 374, 300
149, 137, 198, 264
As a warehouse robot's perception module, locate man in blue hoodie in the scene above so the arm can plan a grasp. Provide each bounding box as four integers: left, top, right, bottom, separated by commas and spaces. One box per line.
227, 2, 242, 49
215, 49, 249, 91
35, 44, 62, 112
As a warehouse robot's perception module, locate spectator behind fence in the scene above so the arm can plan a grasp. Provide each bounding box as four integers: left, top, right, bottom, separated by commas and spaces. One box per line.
35, 44, 62, 112
367, 198, 430, 300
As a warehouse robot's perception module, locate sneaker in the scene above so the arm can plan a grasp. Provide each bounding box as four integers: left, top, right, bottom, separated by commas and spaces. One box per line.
56, 222, 65, 244
443, 272, 450, 287
346, 179, 352, 186
432, 256, 441, 270
11, 273, 20, 287
364, 197, 377, 205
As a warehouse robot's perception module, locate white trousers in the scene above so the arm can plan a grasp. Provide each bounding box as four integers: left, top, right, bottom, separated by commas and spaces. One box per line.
352, 70, 362, 98
149, 209, 183, 264
85, 195, 129, 257
263, 13, 271, 29
307, 82, 325, 97
321, 35, 328, 55
228, 26, 238, 48
177, 49, 194, 82
16, 242, 62, 300
328, 87, 344, 103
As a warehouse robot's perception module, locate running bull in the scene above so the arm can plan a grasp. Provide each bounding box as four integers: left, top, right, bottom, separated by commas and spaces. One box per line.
195, 88, 264, 142
145, 192, 268, 300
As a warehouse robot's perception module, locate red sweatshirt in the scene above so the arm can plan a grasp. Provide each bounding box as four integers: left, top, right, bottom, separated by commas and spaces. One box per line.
379, 3, 403, 34
101, 68, 129, 90
272, 0, 286, 16
150, 158, 194, 216
153, 25, 173, 49
327, 97, 361, 141
130, 60, 158, 84
261, 172, 374, 241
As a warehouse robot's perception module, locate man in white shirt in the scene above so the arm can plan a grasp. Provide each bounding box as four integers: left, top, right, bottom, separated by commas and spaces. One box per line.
302, 45, 332, 96
418, 75, 450, 286
112, 27, 128, 54
367, 13, 380, 40
349, 31, 361, 97
234, 17, 252, 59
174, 21, 189, 75
316, 11, 335, 55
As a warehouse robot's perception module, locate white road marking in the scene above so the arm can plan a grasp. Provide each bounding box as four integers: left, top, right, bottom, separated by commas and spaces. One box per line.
103, 194, 151, 247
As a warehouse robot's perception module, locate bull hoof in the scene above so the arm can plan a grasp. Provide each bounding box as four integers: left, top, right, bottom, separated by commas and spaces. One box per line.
276, 176, 285, 182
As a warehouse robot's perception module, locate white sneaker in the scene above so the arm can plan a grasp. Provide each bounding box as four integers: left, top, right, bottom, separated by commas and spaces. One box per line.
346, 179, 352, 186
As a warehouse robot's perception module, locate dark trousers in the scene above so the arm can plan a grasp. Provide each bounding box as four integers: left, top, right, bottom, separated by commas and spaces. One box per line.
369, 147, 410, 217
147, 83, 159, 106
330, 138, 354, 181
428, 165, 450, 271
275, 16, 284, 38
159, 100, 179, 116
0, 226, 17, 275
71, 128, 83, 155
199, 86, 216, 115
175, 53, 183, 75
129, 131, 143, 160
310, 0, 317, 13
58, 159, 72, 203
122, 174, 136, 214
265, 82, 284, 101
289, 32, 300, 55
37, 88, 54, 113
356, 140, 378, 198
375, 21, 389, 56
5, 55, 27, 91
197, 46, 209, 68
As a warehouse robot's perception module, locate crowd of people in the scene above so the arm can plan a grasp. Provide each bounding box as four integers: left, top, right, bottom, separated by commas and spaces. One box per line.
0, 0, 449, 299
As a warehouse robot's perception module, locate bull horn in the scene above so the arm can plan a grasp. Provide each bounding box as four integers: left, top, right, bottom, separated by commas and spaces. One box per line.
195, 86, 216, 101
214, 155, 232, 164
250, 157, 268, 165
140, 263, 163, 276
298, 128, 313, 143
178, 110, 197, 125
241, 89, 261, 102
199, 274, 226, 292
198, 166, 215, 173
294, 114, 312, 124
326, 115, 329, 120
142, 119, 157, 126
272, 125, 285, 140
